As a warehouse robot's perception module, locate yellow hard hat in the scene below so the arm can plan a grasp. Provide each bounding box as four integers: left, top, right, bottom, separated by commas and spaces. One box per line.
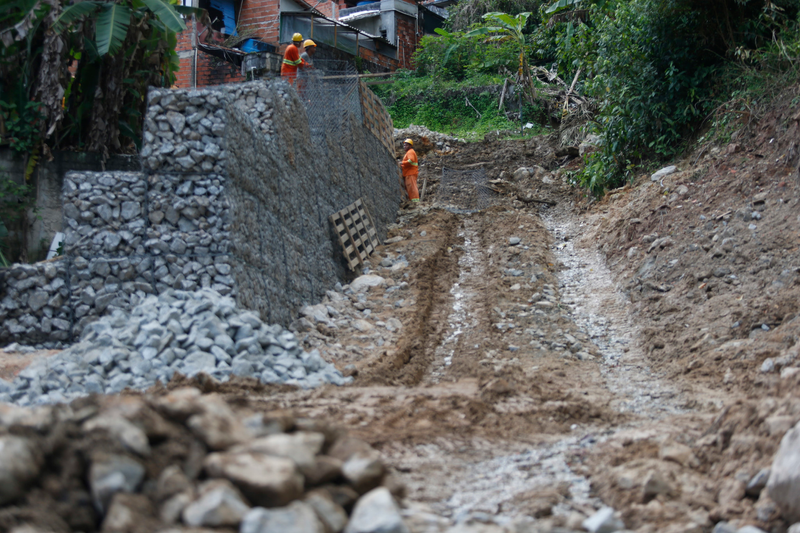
303, 39, 316, 48
292, 33, 303, 42
403, 138, 413, 146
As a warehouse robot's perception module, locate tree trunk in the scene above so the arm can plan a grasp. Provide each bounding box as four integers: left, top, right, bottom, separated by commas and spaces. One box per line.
87, 51, 126, 153
32, 0, 67, 142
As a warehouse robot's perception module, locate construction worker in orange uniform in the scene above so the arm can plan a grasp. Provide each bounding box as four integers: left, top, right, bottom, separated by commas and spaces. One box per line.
281, 33, 304, 85
400, 138, 420, 205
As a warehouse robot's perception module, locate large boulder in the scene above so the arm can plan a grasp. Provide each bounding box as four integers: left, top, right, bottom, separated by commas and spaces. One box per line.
204, 451, 303, 507
344, 487, 408, 533
767, 421, 800, 521
0, 436, 42, 505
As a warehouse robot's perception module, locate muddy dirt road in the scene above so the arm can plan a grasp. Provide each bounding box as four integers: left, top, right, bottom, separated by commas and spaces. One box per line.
227, 130, 800, 532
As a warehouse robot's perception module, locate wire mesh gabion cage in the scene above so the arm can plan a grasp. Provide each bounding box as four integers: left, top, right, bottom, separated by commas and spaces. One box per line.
436, 166, 499, 213
297, 60, 362, 146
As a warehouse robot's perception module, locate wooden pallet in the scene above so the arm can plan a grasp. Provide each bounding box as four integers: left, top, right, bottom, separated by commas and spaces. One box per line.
359, 80, 394, 156
330, 198, 381, 271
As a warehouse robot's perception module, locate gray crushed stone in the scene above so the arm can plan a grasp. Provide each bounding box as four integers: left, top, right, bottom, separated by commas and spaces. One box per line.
1, 289, 351, 406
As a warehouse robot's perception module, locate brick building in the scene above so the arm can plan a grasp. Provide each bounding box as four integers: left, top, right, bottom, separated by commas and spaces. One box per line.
174, 0, 446, 88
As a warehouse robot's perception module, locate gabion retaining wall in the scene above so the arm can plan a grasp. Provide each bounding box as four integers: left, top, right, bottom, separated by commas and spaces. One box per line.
0, 79, 400, 345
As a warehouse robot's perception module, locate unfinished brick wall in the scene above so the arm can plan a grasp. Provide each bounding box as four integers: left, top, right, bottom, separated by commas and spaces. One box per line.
396, 15, 417, 69
238, 0, 281, 43
174, 30, 246, 90
359, 47, 399, 71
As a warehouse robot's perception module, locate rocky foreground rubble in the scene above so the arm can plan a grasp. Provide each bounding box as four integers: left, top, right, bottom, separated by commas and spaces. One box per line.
0, 388, 409, 533
0, 289, 351, 406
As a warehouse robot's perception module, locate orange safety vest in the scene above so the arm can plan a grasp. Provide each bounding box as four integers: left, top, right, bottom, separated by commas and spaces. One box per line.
281, 44, 302, 77
401, 148, 419, 177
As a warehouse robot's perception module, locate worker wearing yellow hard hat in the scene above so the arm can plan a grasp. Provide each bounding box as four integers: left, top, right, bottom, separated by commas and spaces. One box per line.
281, 33, 304, 84
301, 39, 317, 68
400, 138, 419, 205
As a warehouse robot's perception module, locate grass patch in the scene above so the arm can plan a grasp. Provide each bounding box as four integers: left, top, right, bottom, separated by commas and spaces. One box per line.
373, 71, 550, 140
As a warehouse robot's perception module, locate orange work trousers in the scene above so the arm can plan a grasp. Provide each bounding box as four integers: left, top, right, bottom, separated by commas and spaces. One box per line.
404, 173, 419, 201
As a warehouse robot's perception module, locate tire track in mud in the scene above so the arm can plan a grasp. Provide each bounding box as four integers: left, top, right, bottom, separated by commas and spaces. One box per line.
373, 207, 611, 526
282, 199, 693, 528
356, 212, 463, 386
389, 200, 697, 527
542, 205, 688, 418
423, 216, 493, 385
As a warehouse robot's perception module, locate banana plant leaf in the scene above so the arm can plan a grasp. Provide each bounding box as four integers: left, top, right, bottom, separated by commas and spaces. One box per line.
52, 1, 100, 33
140, 0, 185, 32
95, 3, 132, 55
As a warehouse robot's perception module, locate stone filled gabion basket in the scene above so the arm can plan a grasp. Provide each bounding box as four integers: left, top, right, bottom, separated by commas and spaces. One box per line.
0, 289, 352, 406
0, 390, 410, 533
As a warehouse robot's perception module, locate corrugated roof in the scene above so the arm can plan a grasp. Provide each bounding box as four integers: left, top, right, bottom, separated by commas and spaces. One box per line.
282, 11, 393, 45
338, 9, 381, 23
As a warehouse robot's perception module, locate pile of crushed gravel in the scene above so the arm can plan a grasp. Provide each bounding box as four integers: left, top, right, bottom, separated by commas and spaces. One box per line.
0, 289, 351, 406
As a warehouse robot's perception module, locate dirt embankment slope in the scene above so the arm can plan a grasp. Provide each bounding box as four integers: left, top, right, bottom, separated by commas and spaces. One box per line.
575, 91, 800, 530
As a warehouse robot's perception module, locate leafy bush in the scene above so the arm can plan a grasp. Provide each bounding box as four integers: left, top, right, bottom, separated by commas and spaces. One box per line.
413, 28, 524, 82
699, 3, 800, 147
1, 0, 198, 155
448, 0, 545, 31
565, 0, 718, 193
374, 73, 545, 138
548, 0, 800, 195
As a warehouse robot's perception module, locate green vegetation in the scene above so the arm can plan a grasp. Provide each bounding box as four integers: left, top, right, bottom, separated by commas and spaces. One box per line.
0, 0, 201, 156
374, 71, 547, 139
1, 0, 202, 263
373, 9, 552, 140
0, 174, 36, 267
377, 0, 800, 196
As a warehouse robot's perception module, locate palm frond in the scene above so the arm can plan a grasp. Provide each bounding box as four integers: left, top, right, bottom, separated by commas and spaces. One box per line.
95, 2, 131, 55
546, 0, 583, 14
141, 0, 185, 32
464, 27, 490, 37
52, 1, 99, 33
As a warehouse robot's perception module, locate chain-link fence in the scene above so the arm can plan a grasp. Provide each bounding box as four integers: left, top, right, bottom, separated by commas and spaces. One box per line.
298, 60, 362, 146
436, 166, 498, 213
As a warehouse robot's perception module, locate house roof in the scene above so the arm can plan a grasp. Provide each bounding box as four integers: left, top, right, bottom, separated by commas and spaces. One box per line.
338, 9, 381, 23
286, 0, 327, 17
280, 10, 394, 45
424, 0, 456, 7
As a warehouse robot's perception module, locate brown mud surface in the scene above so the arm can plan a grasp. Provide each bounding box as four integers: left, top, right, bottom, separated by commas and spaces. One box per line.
6, 99, 800, 531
